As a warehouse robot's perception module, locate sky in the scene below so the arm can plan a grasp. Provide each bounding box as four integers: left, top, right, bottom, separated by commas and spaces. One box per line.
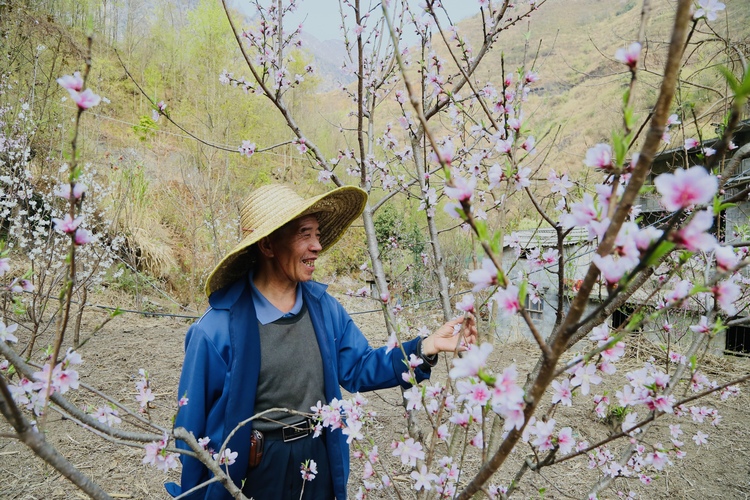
233, 0, 478, 44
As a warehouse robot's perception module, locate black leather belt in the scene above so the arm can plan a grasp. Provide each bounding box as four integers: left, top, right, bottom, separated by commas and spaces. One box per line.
262, 418, 313, 442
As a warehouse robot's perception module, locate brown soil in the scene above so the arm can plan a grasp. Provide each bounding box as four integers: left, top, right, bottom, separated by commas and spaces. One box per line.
2, 285, 749, 499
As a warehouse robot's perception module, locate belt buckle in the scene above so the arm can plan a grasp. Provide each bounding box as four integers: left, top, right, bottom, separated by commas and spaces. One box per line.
282, 420, 310, 443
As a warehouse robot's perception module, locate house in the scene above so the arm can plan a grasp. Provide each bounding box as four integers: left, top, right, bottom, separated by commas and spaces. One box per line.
635, 119, 750, 356
493, 227, 598, 342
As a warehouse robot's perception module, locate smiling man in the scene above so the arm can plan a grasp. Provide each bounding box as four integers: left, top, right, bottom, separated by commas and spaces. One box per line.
167, 184, 476, 500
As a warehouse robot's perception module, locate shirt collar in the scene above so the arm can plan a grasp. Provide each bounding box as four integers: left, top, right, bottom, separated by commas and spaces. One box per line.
247, 272, 303, 325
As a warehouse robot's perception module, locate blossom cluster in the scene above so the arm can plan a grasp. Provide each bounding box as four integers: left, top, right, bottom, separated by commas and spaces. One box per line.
143, 433, 180, 473
6, 348, 82, 416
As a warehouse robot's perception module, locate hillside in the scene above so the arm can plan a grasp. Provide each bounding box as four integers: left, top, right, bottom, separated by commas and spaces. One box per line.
1, 0, 748, 305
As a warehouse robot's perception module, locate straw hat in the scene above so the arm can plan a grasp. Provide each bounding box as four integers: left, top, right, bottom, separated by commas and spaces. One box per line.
205, 184, 367, 296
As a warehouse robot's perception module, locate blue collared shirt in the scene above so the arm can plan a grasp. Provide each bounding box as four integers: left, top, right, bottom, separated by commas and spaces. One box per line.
247, 272, 303, 325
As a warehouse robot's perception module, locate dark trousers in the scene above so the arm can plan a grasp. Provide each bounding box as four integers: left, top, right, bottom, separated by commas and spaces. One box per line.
243, 433, 334, 499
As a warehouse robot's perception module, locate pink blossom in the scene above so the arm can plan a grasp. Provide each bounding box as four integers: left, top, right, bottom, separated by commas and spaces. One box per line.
615, 42, 642, 67
531, 418, 556, 451
548, 169, 574, 196
392, 437, 424, 466
669, 424, 683, 439
57, 72, 83, 92
557, 427, 575, 455
469, 430, 484, 448
551, 379, 573, 406
584, 143, 614, 170
713, 278, 741, 315
54, 182, 86, 200
295, 137, 308, 154
521, 136, 536, 153
592, 255, 632, 285
143, 440, 179, 472
449, 410, 471, 427
300, 459, 318, 481
570, 363, 602, 396
692, 431, 708, 446
410, 464, 438, 491
664, 279, 692, 305
513, 166, 531, 191
667, 113, 681, 126
645, 448, 672, 470
385, 331, 399, 354
70, 89, 101, 109
444, 175, 476, 202
674, 209, 717, 252
615, 381, 638, 405
93, 406, 122, 426
0, 257, 9, 276
461, 380, 492, 406
213, 448, 239, 466
560, 194, 599, 229
443, 201, 462, 219
136, 386, 155, 408
456, 293, 475, 313
495, 138, 513, 154
468, 258, 498, 292
493, 285, 520, 317
714, 245, 739, 272
693, 0, 725, 21
317, 170, 333, 183
689, 316, 712, 334
654, 166, 717, 211
524, 71, 539, 84
238, 140, 256, 157
449, 342, 493, 379
0, 321, 19, 343
52, 214, 82, 234
74, 228, 92, 246
634, 225, 663, 251
684, 137, 700, 150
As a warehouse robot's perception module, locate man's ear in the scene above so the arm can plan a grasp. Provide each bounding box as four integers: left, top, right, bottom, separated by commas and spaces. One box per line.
257, 237, 274, 258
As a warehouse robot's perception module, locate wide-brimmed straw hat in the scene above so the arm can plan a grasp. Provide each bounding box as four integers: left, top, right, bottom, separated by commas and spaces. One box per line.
205, 183, 367, 296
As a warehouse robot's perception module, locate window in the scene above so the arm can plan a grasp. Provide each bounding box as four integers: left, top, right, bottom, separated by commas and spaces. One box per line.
611, 305, 642, 332
726, 322, 750, 355
525, 294, 543, 320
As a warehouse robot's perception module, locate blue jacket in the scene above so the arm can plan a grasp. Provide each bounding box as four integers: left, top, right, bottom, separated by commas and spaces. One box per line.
166, 276, 430, 499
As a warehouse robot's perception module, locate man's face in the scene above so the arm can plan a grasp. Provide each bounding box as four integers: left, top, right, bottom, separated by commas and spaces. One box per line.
267, 215, 322, 284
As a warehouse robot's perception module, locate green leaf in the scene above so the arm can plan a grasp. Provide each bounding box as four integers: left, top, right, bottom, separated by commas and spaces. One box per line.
110, 307, 123, 318
518, 280, 528, 306
474, 220, 489, 241
718, 66, 741, 95
491, 230, 503, 255
626, 312, 644, 331
624, 106, 635, 130
690, 285, 710, 295
717, 202, 737, 212
611, 130, 628, 168
678, 250, 694, 264
645, 241, 675, 267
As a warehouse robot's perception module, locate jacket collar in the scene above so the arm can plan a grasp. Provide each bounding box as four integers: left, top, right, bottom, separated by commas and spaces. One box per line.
208, 274, 329, 310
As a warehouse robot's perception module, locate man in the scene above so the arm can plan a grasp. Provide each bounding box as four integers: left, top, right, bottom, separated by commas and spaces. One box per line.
166, 184, 476, 499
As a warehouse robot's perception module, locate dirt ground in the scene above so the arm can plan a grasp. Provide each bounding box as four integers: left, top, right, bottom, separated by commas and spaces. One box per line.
2, 283, 750, 499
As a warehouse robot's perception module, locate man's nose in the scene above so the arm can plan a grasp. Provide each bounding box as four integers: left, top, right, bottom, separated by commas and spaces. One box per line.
310, 236, 322, 251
